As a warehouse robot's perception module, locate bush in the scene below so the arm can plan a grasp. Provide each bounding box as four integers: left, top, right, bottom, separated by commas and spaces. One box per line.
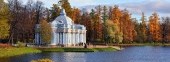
31, 58, 53, 62
17, 41, 26, 47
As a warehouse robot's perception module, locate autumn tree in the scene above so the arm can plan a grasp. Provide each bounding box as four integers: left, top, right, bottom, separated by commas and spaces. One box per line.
120, 9, 136, 43
8, 0, 23, 43
90, 9, 103, 42
0, 0, 10, 39
148, 12, 162, 42
61, 0, 72, 18
80, 12, 91, 43
71, 7, 81, 23
40, 20, 52, 44
111, 5, 122, 31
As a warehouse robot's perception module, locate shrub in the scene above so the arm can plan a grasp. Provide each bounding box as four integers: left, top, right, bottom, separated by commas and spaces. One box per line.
17, 41, 25, 47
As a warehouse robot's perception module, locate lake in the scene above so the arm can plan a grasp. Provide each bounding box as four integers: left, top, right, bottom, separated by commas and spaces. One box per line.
1, 46, 170, 62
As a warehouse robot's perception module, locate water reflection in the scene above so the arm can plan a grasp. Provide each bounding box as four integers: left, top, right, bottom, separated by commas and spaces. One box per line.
1, 46, 170, 62
49, 52, 86, 62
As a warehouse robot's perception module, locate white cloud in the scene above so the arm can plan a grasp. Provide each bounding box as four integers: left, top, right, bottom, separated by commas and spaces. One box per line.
69, 0, 95, 7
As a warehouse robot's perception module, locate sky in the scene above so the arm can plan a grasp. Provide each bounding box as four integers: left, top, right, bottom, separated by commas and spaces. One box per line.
4, 0, 170, 21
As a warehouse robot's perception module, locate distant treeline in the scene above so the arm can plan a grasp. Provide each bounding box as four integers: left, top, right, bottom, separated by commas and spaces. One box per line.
0, 0, 170, 44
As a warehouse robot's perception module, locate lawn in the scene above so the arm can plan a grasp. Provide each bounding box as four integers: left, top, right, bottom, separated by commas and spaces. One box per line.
0, 47, 41, 58
0, 47, 118, 58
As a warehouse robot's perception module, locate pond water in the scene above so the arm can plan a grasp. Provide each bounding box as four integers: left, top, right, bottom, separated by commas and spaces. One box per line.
1, 46, 170, 62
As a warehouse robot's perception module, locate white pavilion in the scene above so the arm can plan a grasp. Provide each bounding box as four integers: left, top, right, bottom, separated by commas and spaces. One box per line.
50, 9, 86, 46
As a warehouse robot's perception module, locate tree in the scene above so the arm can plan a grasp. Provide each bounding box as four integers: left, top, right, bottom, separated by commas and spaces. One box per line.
90, 9, 103, 42
49, 4, 60, 22
80, 12, 91, 43
61, 0, 72, 18
0, 0, 10, 39
120, 9, 136, 43
140, 12, 147, 42
111, 5, 122, 32
148, 12, 161, 42
105, 20, 116, 43
40, 20, 52, 44
133, 18, 143, 43
7, 0, 45, 44
102, 6, 108, 43
161, 17, 170, 43
71, 7, 81, 23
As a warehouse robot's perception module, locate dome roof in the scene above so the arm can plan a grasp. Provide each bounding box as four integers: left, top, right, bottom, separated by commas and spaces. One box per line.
53, 9, 73, 25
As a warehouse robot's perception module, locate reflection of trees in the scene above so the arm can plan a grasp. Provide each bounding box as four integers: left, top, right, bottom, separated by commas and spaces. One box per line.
0, 58, 10, 62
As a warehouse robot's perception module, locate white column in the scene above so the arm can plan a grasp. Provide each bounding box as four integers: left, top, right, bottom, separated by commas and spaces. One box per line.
71, 33, 73, 45
55, 33, 57, 45
59, 33, 60, 44
75, 33, 77, 44
79, 33, 81, 43
65, 33, 68, 46
64, 33, 67, 46
84, 32, 86, 43
62, 32, 65, 45
58, 33, 60, 44
68, 33, 70, 44
77, 33, 79, 44
62, 33, 64, 45
81, 33, 83, 43
73, 33, 75, 46
60, 33, 62, 45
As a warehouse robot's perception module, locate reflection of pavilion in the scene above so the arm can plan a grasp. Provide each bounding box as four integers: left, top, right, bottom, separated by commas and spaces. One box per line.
50, 53, 86, 62
50, 9, 86, 46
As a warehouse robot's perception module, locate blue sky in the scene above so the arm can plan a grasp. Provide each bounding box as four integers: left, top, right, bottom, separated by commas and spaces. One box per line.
4, 0, 170, 21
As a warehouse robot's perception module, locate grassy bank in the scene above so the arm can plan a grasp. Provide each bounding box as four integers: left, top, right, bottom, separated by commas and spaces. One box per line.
0, 47, 41, 58
38, 47, 117, 52
0, 47, 118, 58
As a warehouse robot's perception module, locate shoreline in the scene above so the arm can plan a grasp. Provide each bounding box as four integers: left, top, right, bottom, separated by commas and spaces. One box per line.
1, 43, 170, 58
0, 46, 121, 58
37, 47, 119, 52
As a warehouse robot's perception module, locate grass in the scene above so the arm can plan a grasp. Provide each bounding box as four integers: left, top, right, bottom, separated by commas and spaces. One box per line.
0, 47, 41, 58
93, 47, 117, 52
38, 47, 117, 52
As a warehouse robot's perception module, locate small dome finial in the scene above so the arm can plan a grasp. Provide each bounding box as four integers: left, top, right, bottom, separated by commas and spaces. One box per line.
60, 9, 66, 15
58, 0, 63, 9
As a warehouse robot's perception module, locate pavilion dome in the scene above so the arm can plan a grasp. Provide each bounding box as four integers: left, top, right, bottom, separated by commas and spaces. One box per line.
53, 9, 73, 25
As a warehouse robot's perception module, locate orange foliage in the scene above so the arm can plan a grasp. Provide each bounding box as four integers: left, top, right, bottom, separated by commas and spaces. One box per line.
149, 12, 162, 42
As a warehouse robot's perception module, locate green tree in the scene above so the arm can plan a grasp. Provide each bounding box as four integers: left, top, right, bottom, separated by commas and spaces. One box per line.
140, 12, 147, 42
0, 0, 10, 39
105, 20, 116, 43
40, 20, 52, 44
49, 4, 60, 22
102, 6, 108, 43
